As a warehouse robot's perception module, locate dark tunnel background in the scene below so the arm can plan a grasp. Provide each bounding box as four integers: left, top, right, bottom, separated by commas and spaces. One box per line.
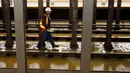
0, 7, 130, 21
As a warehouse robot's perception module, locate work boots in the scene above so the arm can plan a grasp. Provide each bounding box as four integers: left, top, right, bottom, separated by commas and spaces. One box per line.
53, 45, 59, 48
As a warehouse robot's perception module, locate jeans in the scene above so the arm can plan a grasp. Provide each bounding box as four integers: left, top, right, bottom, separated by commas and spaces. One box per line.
38, 31, 55, 48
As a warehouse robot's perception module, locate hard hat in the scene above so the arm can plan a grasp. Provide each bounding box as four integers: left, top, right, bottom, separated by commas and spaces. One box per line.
45, 7, 52, 12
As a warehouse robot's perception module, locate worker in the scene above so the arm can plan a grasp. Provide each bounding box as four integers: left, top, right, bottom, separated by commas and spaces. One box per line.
37, 7, 59, 50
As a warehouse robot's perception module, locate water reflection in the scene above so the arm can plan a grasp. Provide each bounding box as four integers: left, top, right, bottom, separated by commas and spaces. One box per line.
50, 62, 69, 69
0, 55, 130, 71
13, 63, 17, 68
0, 61, 6, 68
29, 62, 40, 69
91, 58, 130, 71
50, 57, 69, 69
27, 56, 78, 70
0, 56, 16, 68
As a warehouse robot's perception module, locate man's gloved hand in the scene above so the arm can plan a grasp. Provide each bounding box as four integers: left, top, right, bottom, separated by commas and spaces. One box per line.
47, 28, 54, 32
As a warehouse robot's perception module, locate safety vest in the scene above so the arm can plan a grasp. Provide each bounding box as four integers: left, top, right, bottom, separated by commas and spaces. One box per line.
39, 14, 49, 31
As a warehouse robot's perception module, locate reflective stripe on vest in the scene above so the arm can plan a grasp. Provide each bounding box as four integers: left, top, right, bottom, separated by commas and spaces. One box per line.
39, 14, 49, 30
39, 19, 45, 30
44, 14, 49, 25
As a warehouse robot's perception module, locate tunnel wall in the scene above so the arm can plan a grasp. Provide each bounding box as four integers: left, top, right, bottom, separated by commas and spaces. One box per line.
0, 7, 130, 21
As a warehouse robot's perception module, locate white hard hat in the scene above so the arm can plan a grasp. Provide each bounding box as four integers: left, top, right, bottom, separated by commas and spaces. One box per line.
45, 7, 52, 12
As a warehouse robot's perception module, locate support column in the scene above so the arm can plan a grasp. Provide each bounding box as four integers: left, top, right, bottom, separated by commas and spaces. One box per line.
46, 0, 50, 7
1, 0, 5, 24
103, 0, 114, 52
70, 0, 78, 49
69, 0, 72, 25
14, 0, 27, 73
115, 0, 122, 30
25, 0, 28, 23
1, 0, 13, 48
37, 0, 43, 49
81, 0, 93, 73
92, 0, 97, 29
38, 0, 43, 33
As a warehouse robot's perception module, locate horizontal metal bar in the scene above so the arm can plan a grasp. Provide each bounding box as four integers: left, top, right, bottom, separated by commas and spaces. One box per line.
1, 36, 130, 42
91, 71, 130, 73
0, 68, 129, 73
0, 50, 130, 58
1, 26, 130, 29
1, 23, 130, 26
0, 69, 80, 73
1, 29, 130, 34
0, 68, 16, 73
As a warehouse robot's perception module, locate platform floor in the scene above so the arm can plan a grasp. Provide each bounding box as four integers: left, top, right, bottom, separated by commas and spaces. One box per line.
0, 55, 130, 71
